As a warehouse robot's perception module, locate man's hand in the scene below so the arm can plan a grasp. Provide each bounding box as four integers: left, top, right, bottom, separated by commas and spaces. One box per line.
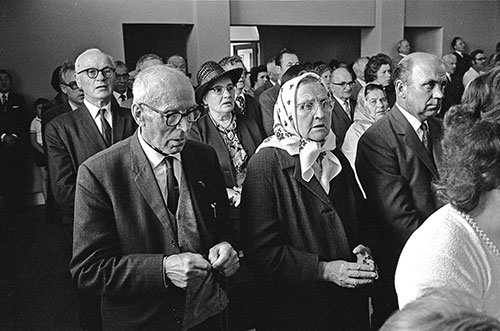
226, 187, 242, 207
164, 253, 212, 289
208, 241, 240, 277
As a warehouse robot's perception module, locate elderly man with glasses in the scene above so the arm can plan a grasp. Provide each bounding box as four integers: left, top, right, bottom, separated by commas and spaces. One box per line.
330, 67, 357, 146
45, 48, 137, 331
70, 64, 239, 330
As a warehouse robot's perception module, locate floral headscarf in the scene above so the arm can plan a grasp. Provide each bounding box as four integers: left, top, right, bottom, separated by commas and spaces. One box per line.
257, 72, 342, 193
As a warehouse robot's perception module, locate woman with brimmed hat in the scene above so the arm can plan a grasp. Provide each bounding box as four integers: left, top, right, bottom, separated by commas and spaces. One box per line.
189, 61, 263, 209
189, 60, 264, 330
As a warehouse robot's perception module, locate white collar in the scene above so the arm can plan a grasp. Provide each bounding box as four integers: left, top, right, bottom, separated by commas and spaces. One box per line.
84, 99, 111, 118
333, 95, 349, 109
137, 128, 181, 169
399, 53, 408, 58
357, 78, 366, 87
396, 103, 424, 134
68, 100, 80, 110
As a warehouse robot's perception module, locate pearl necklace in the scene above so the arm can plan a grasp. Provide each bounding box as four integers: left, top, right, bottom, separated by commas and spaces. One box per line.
453, 207, 500, 258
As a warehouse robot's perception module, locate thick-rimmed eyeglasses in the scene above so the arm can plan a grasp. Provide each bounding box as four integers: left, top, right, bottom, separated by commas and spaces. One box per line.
77, 67, 115, 79
139, 103, 202, 127
332, 81, 355, 88
209, 84, 235, 95
297, 99, 334, 113
61, 81, 79, 90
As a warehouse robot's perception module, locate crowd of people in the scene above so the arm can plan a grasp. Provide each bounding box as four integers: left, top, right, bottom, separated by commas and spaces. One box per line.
1, 35, 500, 331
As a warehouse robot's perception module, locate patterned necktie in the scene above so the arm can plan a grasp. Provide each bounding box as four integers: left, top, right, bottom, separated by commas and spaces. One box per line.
98, 108, 112, 146
165, 156, 179, 215
344, 101, 351, 120
119, 94, 126, 102
420, 122, 430, 152
236, 95, 245, 115
1, 94, 7, 105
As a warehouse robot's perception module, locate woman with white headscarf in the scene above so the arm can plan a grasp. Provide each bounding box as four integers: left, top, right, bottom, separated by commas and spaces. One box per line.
342, 83, 389, 196
240, 72, 378, 330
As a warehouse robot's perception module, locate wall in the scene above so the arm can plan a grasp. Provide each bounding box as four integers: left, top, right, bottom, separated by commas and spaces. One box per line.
258, 26, 361, 65
1, 0, 500, 106
405, 0, 500, 56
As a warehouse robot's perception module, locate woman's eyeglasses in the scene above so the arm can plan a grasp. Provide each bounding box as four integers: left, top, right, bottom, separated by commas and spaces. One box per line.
297, 99, 334, 113
209, 84, 235, 95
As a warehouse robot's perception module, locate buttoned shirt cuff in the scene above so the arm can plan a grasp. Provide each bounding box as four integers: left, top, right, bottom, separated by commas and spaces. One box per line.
0, 133, 5, 141
162, 256, 171, 289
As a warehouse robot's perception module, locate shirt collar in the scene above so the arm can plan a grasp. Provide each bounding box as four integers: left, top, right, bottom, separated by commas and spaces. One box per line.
357, 78, 366, 87
396, 103, 424, 134
68, 100, 80, 110
137, 127, 181, 169
84, 99, 111, 118
333, 95, 349, 109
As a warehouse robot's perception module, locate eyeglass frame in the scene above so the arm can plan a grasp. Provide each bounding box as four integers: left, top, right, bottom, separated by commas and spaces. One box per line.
76, 67, 116, 79
331, 81, 355, 88
208, 84, 235, 95
60, 81, 79, 90
297, 98, 334, 114
139, 102, 202, 127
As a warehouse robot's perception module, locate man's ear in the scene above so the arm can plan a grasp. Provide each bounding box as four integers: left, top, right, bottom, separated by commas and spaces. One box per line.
75, 72, 82, 88
395, 79, 406, 99
131, 103, 144, 126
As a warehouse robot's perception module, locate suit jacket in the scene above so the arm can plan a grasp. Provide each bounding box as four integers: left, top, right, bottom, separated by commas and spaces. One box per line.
355, 105, 443, 270
70, 135, 230, 330
41, 101, 72, 140
235, 93, 265, 137
452, 51, 472, 82
259, 84, 281, 137
351, 79, 364, 101
188, 112, 263, 188
439, 74, 462, 118
253, 80, 274, 102
0, 92, 29, 144
45, 102, 137, 223
331, 97, 355, 147
240, 147, 369, 329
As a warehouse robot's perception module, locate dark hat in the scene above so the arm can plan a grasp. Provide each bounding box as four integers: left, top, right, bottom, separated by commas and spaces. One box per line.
281, 64, 307, 87
195, 61, 243, 104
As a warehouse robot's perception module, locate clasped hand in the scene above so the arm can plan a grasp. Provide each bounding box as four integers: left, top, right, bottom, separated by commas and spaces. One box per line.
164, 241, 239, 289
319, 244, 379, 289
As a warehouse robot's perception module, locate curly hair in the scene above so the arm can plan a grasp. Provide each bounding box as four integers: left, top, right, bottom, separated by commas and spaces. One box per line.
364, 53, 393, 84
462, 66, 500, 121
436, 104, 500, 212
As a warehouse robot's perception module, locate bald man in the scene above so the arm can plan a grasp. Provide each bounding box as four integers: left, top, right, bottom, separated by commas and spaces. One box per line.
356, 52, 446, 329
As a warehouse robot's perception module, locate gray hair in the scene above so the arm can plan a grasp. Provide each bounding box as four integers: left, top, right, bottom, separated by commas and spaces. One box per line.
75, 48, 115, 72
133, 65, 194, 107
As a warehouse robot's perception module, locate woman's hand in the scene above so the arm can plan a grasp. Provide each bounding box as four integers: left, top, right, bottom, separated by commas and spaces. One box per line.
226, 186, 242, 207
353, 244, 379, 279
318, 259, 378, 289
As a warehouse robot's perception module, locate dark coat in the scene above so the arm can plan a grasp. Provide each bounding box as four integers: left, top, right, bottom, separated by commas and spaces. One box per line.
331, 97, 356, 147
188, 112, 263, 188
44, 102, 136, 223
241, 147, 369, 330
452, 51, 472, 82
355, 105, 443, 267
70, 135, 231, 331
234, 93, 265, 138
439, 74, 463, 118
253, 80, 274, 102
258, 84, 281, 137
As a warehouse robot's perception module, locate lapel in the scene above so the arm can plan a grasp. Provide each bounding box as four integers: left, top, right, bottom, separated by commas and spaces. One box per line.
333, 98, 352, 123
130, 132, 179, 243
180, 141, 212, 240
77, 104, 108, 150
390, 106, 438, 175
278, 150, 332, 207
111, 103, 126, 143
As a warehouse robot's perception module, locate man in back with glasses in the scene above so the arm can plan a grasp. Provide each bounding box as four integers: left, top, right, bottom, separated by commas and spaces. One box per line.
45, 48, 136, 331
330, 67, 356, 146
71, 65, 239, 330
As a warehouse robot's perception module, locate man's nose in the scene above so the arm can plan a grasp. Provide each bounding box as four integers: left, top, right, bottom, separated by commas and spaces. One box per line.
433, 84, 444, 99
